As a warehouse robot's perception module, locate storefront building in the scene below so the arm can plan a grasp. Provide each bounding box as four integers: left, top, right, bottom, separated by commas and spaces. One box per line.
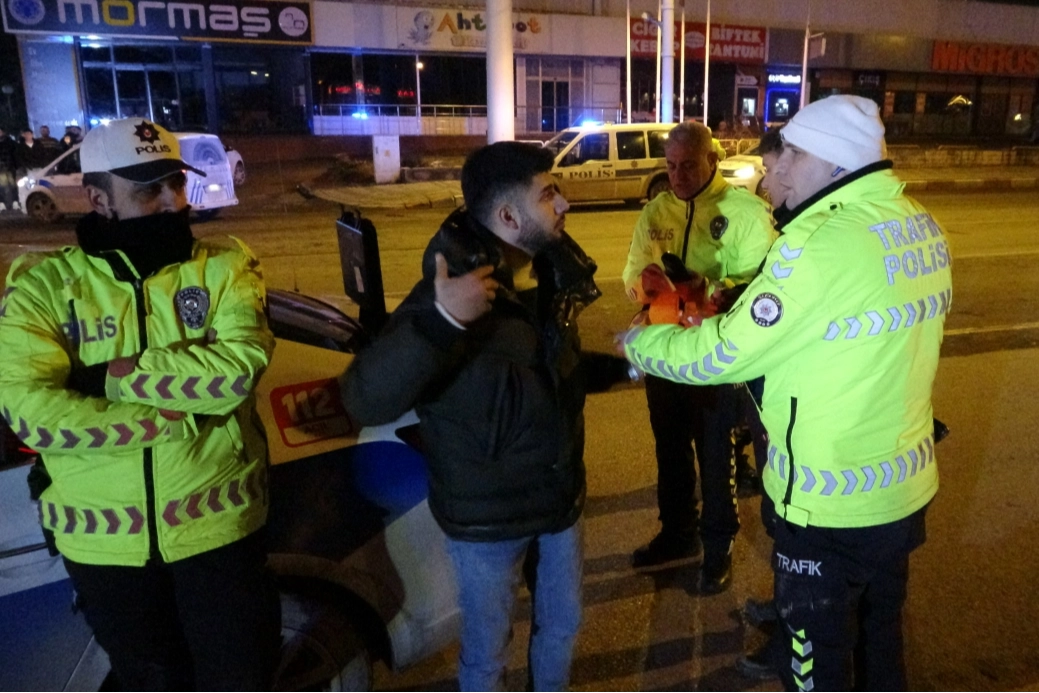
2, 0, 1037, 139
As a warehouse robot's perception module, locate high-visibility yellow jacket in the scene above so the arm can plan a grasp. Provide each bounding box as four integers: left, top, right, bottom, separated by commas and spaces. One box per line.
0, 238, 274, 566
622, 169, 775, 298
623, 165, 952, 528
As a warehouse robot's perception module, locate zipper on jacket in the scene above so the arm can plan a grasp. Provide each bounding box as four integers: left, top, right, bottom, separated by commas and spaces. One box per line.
103, 252, 161, 562
782, 397, 798, 509
132, 277, 160, 562
680, 201, 695, 263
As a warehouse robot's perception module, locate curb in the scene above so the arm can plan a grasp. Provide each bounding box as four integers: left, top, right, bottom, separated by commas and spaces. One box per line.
903, 178, 1039, 192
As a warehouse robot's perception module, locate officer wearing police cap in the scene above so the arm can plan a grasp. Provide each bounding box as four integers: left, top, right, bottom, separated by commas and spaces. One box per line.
0, 118, 280, 690
619, 95, 952, 690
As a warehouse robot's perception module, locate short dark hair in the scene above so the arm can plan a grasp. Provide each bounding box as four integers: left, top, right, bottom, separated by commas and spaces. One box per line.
461, 141, 555, 226
753, 128, 783, 156
83, 171, 114, 198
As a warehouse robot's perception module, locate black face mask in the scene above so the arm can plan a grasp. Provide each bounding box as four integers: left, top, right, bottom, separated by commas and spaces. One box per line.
77, 206, 195, 279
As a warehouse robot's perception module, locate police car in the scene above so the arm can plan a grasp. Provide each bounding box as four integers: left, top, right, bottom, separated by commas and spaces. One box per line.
16, 133, 240, 223
0, 210, 459, 691
545, 123, 764, 204
717, 153, 766, 195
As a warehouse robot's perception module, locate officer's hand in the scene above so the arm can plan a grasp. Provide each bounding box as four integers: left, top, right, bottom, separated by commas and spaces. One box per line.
434, 253, 498, 325
108, 356, 138, 378
709, 283, 750, 315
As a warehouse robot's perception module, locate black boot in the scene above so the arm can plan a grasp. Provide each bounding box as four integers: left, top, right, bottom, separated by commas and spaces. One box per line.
631, 532, 703, 569
699, 551, 732, 594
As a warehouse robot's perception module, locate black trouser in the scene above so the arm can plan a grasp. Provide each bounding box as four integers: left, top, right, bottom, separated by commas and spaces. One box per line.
63, 530, 282, 692
769, 504, 928, 692
645, 375, 741, 555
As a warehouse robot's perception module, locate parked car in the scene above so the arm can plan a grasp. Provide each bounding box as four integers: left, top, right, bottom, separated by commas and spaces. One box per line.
226, 144, 246, 187
0, 211, 459, 691
544, 123, 676, 204
717, 153, 766, 195
544, 123, 765, 204
16, 132, 240, 223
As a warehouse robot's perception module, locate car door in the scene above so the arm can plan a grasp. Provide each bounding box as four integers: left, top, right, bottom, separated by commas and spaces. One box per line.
553, 132, 616, 202
614, 130, 652, 200
41, 148, 90, 215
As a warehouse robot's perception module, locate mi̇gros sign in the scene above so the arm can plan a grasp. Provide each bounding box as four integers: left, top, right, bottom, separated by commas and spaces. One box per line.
2, 0, 312, 44
932, 40, 1039, 78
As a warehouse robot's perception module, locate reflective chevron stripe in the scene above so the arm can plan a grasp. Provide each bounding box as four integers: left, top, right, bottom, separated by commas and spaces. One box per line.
662, 340, 740, 384
160, 470, 264, 526
771, 243, 803, 281
41, 504, 145, 534
771, 435, 935, 497
791, 628, 815, 691
821, 289, 951, 340
120, 372, 252, 401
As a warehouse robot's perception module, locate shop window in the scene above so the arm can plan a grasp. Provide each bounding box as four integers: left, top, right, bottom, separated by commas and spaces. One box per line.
114, 45, 173, 65
81, 44, 112, 64
617, 131, 646, 160
892, 91, 916, 115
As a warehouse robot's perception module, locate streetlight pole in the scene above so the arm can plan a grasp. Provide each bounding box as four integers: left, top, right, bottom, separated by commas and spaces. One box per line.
415, 56, 423, 133
703, 0, 711, 126
654, 1, 661, 122
679, 3, 686, 122
626, 0, 632, 124
660, 0, 674, 123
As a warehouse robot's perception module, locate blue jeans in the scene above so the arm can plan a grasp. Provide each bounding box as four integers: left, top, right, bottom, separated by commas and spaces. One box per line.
446, 519, 583, 692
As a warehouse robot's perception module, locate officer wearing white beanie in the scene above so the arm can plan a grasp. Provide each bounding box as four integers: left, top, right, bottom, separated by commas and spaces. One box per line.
619, 91, 951, 690
781, 94, 887, 171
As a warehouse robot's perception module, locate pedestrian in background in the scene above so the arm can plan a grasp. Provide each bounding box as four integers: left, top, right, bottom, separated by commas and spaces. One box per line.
619, 95, 951, 690
0, 118, 281, 690
15, 127, 46, 173
36, 124, 63, 164
622, 121, 774, 593
342, 141, 622, 691
0, 125, 18, 212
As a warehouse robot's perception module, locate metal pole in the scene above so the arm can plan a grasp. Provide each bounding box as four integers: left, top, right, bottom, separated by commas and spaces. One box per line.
703, 0, 710, 125
655, 0, 661, 122
679, 5, 686, 122
800, 2, 811, 110
661, 0, 674, 123
623, 0, 631, 124
486, 0, 515, 143
415, 55, 422, 133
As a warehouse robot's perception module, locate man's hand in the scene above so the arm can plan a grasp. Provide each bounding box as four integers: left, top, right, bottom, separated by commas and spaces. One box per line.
434, 253, 498, 325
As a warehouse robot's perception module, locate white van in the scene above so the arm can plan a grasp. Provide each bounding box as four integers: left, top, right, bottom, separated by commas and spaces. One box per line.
544, 123, 676, 204
17, 133, 239, 223
544, 123, 765, 204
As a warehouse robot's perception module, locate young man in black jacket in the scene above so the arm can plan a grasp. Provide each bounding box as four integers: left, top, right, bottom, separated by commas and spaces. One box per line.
341, 141, 606, 691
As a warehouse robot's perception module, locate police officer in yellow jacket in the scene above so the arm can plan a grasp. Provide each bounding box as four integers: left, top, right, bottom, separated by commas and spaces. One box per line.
622, 121, 774, 592
0, 119, 280, 690
620, 96, 951, 690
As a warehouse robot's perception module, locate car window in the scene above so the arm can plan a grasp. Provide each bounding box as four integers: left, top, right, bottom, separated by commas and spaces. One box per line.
563, 133, 609, 166
617, 131, 647, 160
648, 131, 669, 158
544, 130, 579, 155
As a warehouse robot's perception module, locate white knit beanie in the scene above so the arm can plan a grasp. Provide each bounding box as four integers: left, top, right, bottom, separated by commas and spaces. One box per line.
781, 95, 886, 171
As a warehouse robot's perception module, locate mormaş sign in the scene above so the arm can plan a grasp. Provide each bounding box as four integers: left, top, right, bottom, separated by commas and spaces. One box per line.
2, 0, 313, 44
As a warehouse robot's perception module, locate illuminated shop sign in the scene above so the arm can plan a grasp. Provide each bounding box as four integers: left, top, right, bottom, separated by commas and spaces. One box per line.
630, 20, 767, 64
767, 73, 800, 85
932, 40, 1039, 77
1, 0, 313, 44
